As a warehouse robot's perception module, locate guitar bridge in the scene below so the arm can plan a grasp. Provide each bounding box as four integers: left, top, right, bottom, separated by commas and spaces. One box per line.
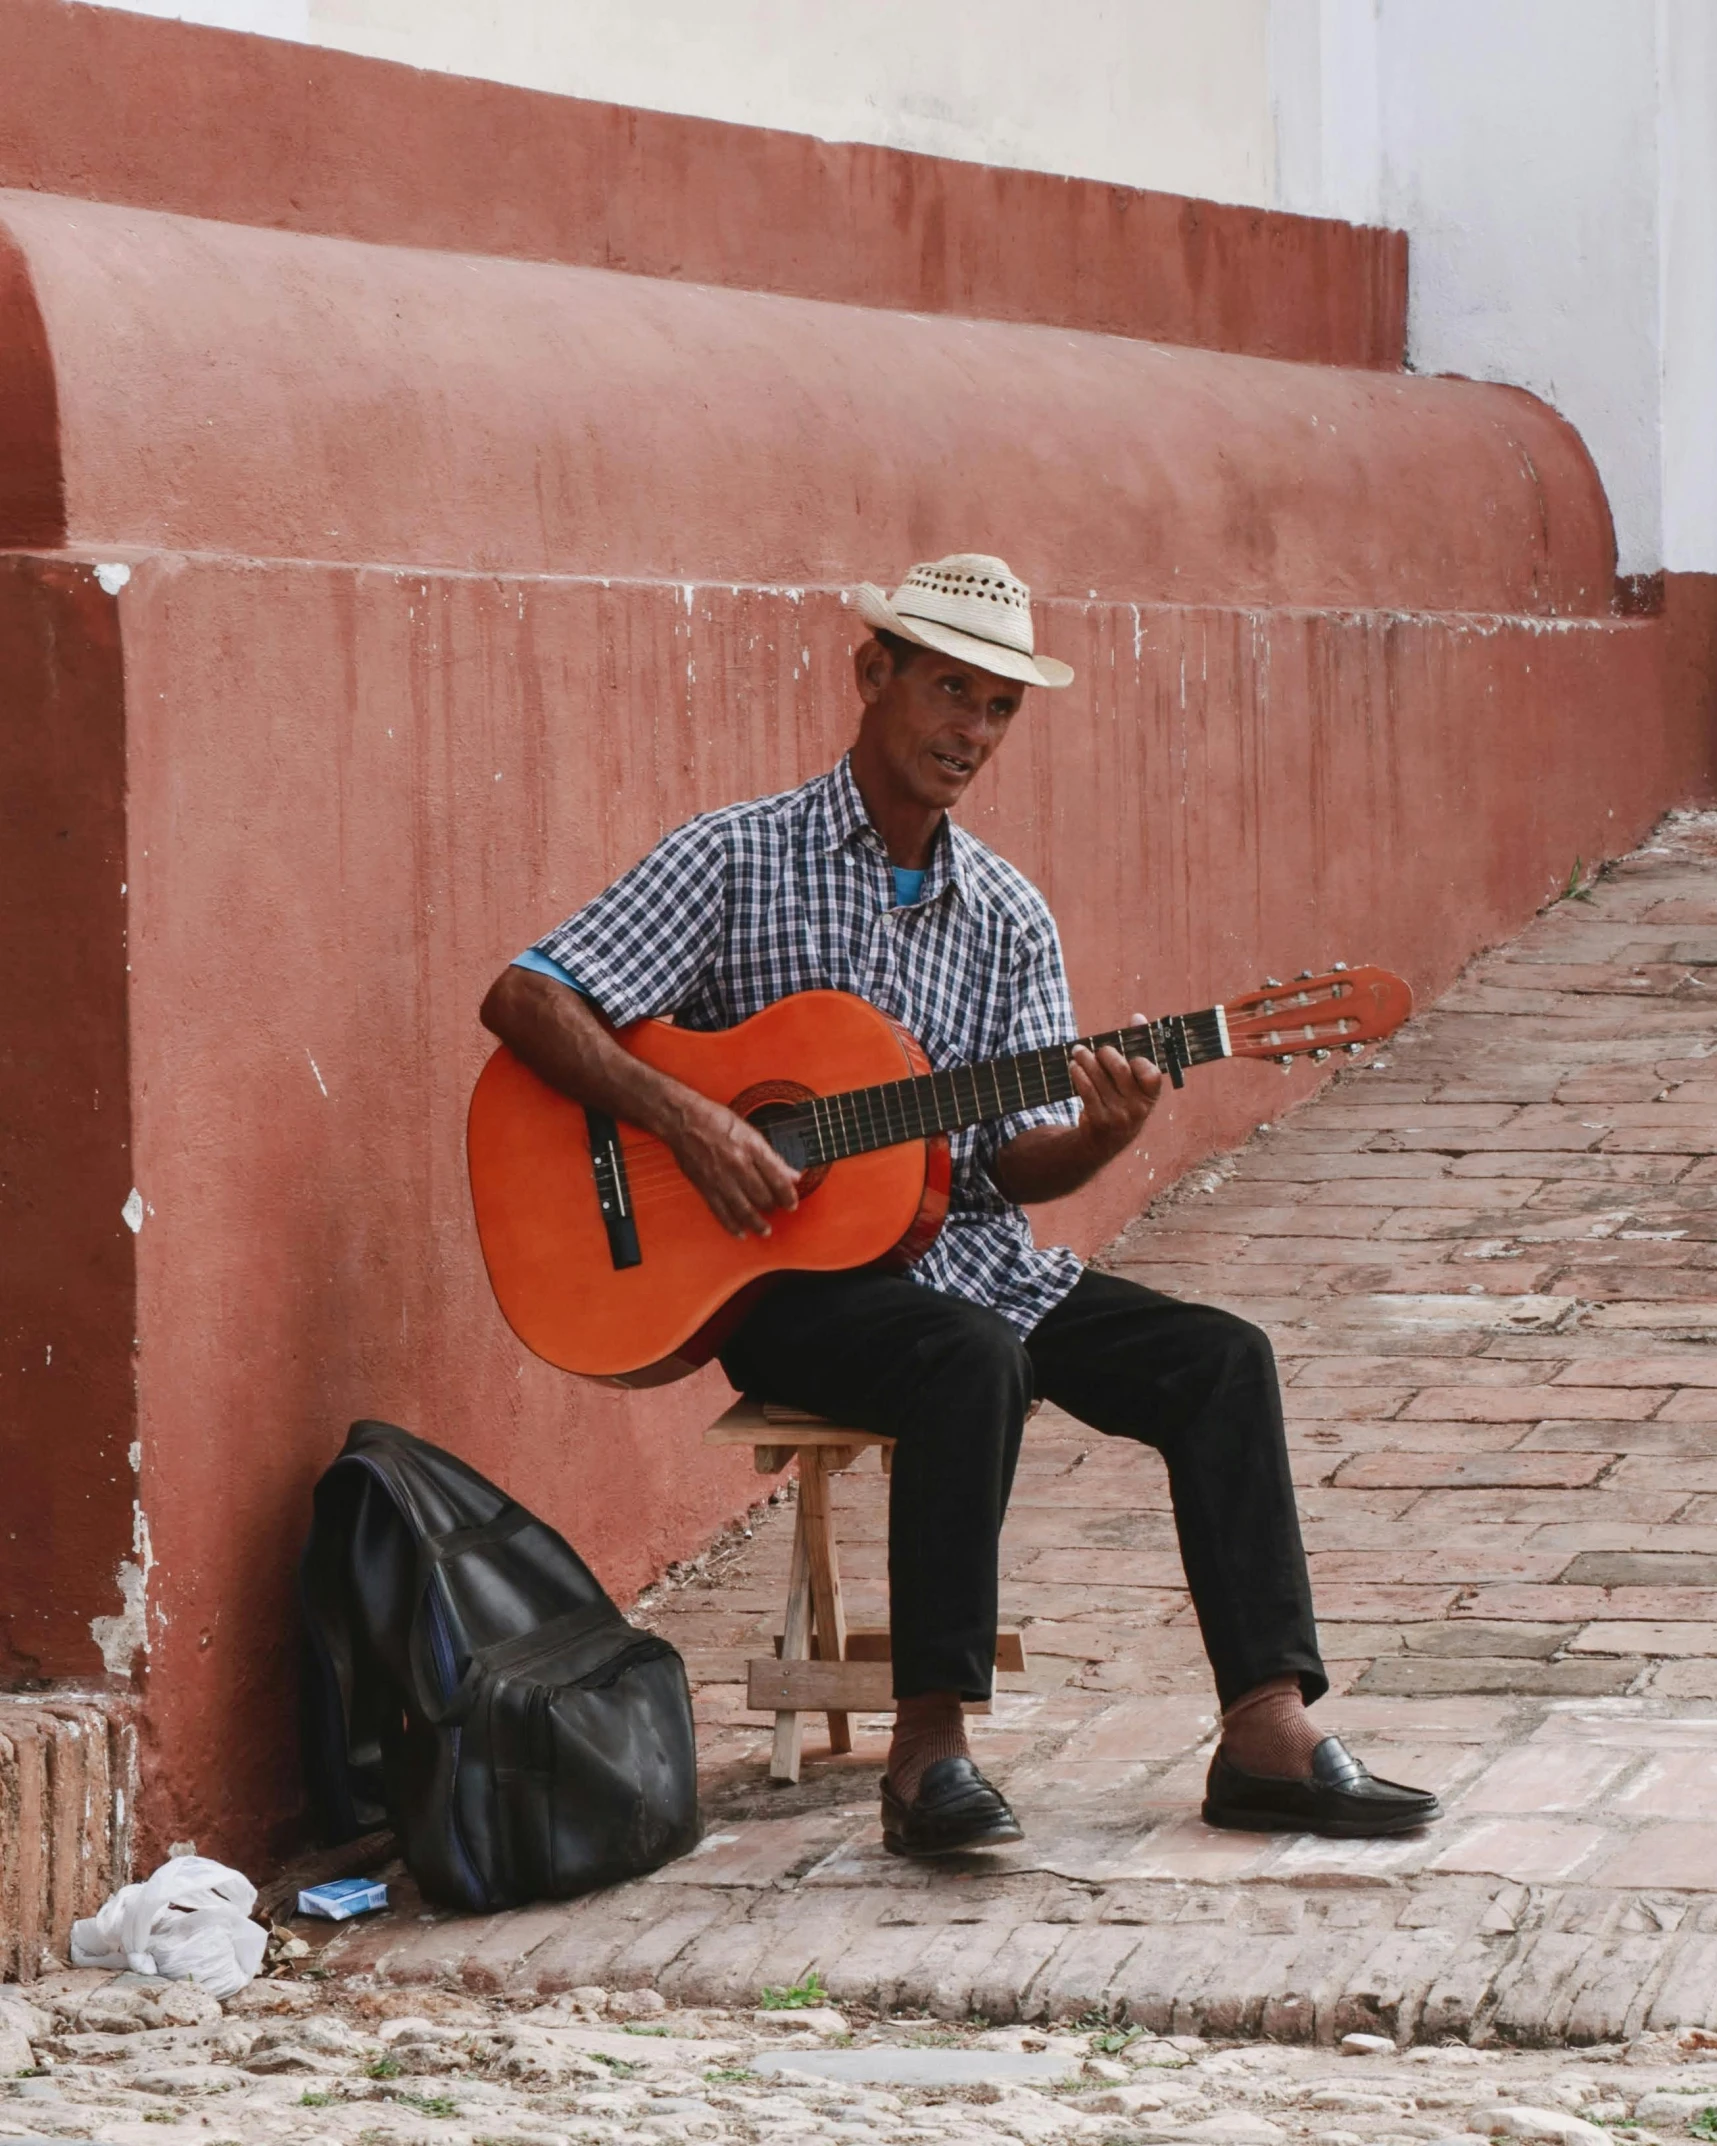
584, 1109, 642, 1270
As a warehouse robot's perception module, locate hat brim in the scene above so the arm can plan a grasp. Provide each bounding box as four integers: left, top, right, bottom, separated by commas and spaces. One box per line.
853, 584, 1074, 690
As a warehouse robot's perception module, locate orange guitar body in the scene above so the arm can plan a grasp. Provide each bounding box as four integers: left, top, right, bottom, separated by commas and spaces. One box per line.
467, 991, 950, 1387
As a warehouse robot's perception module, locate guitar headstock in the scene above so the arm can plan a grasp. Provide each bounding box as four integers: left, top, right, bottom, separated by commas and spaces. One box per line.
1223, 966, 1412, 1064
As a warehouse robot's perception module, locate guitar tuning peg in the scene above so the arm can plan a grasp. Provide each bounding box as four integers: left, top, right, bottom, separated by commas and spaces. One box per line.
1311, 1048, 1331, 1064
1332, 961, 1349, 972
1276, 1055, 1292, 1070
1297, 969, 1312, 980
1264, 976, 1283, 989
1345, 1041, 1366, 1057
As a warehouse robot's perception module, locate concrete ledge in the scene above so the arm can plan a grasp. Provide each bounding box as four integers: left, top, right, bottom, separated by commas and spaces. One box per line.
317, 1870, 1717, 2043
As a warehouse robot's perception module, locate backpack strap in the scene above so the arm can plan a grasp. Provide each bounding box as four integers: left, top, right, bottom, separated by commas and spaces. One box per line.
418, 1505, 535, 1566
428, 1601, 629, 1723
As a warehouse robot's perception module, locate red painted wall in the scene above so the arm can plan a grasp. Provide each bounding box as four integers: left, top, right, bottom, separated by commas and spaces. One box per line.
0, 190, 1599, 618
0, 560, 135, 1681
3, 554, 1699, 1864
0, 4, 1710, 1871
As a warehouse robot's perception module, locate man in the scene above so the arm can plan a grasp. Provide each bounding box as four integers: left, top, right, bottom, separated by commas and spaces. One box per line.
481, 553, 1440, 1855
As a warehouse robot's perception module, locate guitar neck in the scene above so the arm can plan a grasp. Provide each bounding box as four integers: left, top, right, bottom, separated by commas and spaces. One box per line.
785, 1007, 1231, 1168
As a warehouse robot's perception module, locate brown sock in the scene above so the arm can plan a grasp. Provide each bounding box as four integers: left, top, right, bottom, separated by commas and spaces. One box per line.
1220, 1675, 1324, 1780
886, 1691, 970, 1802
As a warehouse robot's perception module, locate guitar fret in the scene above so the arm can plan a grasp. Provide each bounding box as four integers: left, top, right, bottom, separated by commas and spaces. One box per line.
806, 997, 1255, 1163
908, 1075, 930, 1138
857, 1082, 878, 1153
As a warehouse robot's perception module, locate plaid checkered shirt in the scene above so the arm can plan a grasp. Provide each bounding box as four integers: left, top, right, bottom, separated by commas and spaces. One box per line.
531, 754, 1085, 1335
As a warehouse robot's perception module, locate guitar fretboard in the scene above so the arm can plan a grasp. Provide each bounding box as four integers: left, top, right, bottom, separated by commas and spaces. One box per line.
775, 1008, 1228, 1168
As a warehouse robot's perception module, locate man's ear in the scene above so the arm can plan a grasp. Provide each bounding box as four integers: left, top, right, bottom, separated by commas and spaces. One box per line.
854, 635, 893, 705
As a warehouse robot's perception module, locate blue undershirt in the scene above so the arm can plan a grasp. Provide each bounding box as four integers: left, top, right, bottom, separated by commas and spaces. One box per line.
514, 864, 928, 994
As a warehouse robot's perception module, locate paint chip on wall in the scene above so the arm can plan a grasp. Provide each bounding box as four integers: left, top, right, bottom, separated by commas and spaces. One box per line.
121, 1188, 144, 1233
94, 562, 131, 595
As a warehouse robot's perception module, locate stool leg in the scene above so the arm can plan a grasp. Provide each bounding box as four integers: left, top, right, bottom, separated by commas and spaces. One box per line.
769, 1469, 814, 1784
799, 1452, 852, 1757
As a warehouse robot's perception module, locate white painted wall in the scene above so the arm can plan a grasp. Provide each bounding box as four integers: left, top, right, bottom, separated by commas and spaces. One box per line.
1660, 0, 1717, 575
90, 0, 305, 33
1271, 0, 1715, 577
1375, 1, 1658, 576
75, 0, 1717, 575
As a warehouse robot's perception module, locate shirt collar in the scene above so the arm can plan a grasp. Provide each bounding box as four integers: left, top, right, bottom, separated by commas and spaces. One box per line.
818, 754, 968, 905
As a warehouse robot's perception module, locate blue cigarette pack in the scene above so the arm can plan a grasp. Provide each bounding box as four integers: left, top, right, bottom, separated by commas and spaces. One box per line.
297, 1877, 388, 1920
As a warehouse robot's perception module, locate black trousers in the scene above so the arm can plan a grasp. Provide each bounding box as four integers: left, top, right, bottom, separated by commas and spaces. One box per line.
720, 1267, 1325, 1711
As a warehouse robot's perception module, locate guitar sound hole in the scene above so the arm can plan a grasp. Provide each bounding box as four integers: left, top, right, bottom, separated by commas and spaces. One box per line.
730, 1081, 830, 1194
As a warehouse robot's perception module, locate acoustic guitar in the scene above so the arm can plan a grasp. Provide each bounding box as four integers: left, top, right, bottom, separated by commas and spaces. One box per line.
467, 968, 1411, 1387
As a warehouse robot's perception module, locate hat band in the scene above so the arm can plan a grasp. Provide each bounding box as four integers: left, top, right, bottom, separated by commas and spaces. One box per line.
893, 596, 1035, 657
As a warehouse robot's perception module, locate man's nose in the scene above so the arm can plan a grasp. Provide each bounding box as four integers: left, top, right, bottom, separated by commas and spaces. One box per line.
951, 707, 1003, 747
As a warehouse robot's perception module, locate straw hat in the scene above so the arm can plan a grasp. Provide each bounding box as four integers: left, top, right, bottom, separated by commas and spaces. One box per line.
854, 553, 1074, 690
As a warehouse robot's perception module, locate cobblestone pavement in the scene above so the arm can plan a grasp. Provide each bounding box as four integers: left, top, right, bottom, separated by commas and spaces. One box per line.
290, 813, 1717, 2045
12, 1966, 1717, 2146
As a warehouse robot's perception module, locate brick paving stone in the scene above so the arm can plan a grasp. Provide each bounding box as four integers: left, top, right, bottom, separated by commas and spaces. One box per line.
1428, 1819, 1610, 1883
1401, 1622, 1574, 1659
1452, 1149, 1694, 1179
1613, 1458, 1717, 1492
1296, 1419, 1534, 1453
1520, 1419, 1717, 1452
1562, 1550, 1717, 1584
1291, 1355, 1554, 1385
1610, 1747, 1717, 1815
1414, 1487, 1691, 1526
1335, 1453, 1616, 1488
1457, 1744, 1633, 1812
1595, 1824, 1717, 1889
1652, 1659, 1717, 1697
1655, 1388, 1717, 1419
1458, 1585, 1717, 1619
1355, 1657, 1643, 1697
1402, 1388, 1667, 1420
1643, 1931, 1717, 2028
1571, 1623, 1717, 1656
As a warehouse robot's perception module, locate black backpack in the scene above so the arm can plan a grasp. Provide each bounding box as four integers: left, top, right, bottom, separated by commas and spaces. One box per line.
300, 1419, 699, 1911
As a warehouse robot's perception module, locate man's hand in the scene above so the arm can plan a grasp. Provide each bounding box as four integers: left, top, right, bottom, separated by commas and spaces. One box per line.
1068, 1014, 1164, 1166
479, 966, 800, 1238
992, 1014, 1165, 1206
668, 1090, 802, 1239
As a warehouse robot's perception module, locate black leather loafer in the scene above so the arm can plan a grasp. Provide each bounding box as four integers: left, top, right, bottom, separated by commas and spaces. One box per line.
881, 1757, 1025, 1857
1202, 1735, 1441, 1838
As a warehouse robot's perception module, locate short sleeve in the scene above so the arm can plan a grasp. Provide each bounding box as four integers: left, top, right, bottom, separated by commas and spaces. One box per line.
972, 908, 1081, 1183
530, 817, 728, 1026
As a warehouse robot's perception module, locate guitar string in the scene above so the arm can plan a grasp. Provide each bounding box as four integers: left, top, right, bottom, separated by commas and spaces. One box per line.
599, 1015, 1240, 1189
587, 983, 1372, 1196
600, 1023, 1199, 1190
596, 1015, 1236, 1194
601, 991, 1390, 1183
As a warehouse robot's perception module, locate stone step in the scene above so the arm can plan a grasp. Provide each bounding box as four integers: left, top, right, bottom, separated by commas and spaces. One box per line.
0, 1697, 134, 1983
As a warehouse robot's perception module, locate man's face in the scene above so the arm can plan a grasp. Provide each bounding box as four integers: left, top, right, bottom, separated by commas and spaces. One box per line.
854, 638, 1026, 812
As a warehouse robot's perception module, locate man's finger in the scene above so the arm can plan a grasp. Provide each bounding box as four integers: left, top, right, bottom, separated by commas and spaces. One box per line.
1070, 1052, 1105, 1112
747, 1148, 799, 1210
741, 1127, 800, 1208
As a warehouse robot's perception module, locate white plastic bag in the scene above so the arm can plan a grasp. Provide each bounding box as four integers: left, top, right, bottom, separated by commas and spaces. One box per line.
70, 1855, 267, 2000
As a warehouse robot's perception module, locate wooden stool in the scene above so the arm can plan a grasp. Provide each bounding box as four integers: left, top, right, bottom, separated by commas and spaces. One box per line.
706, 1397, 1027, 1785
